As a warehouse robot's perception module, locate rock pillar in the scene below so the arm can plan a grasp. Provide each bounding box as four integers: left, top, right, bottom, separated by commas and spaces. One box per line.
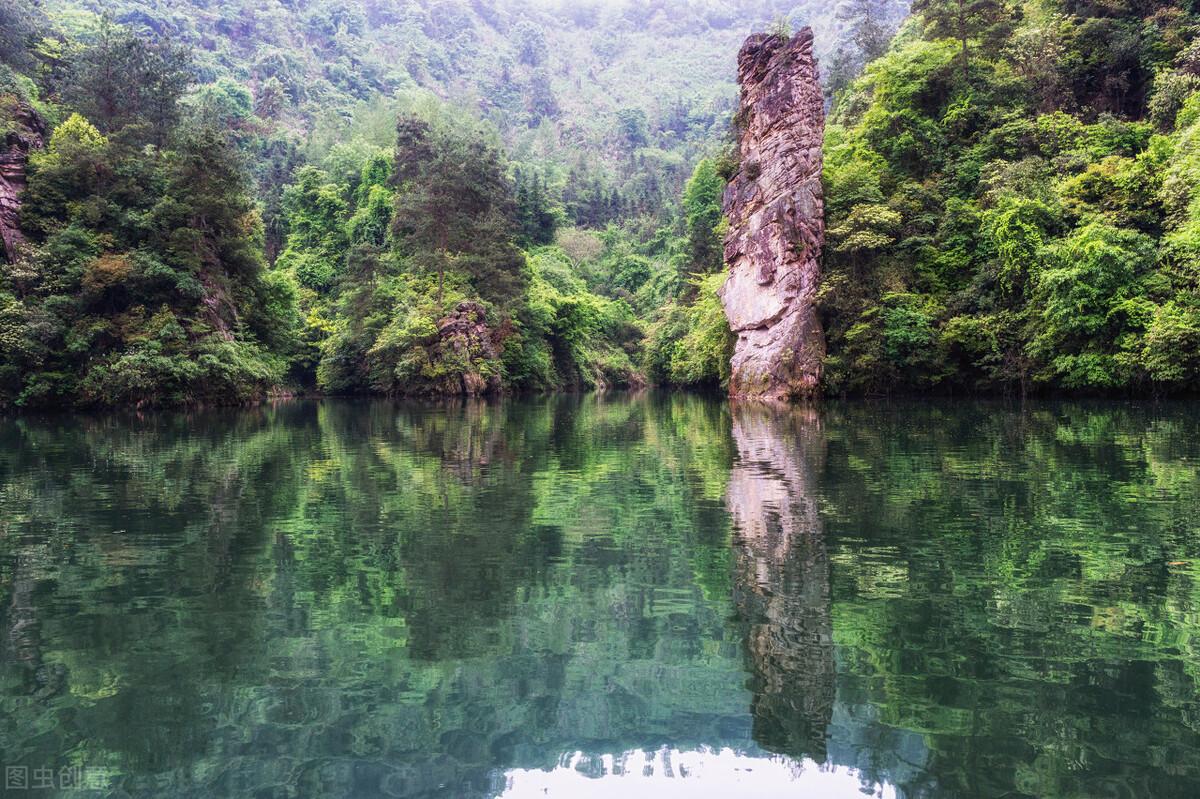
720, 29, 826, 400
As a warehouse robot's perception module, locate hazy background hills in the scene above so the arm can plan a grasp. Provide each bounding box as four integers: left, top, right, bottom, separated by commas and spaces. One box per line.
36, 0, 907, 196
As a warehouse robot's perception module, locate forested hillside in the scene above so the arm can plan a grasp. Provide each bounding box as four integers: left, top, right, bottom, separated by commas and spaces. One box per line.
821, 0, 1200, 395
3, 0, 1198, 407
0, 0, 903, 407
29, 0, 905, 241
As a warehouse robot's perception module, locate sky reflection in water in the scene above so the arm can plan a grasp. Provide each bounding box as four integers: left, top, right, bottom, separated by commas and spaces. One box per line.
498, 748, 896, 797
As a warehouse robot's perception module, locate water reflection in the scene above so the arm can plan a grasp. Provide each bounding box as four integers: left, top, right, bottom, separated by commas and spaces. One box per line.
728, 403, 834, 762
498, 747, 896, 798
0, 397, 1198, 797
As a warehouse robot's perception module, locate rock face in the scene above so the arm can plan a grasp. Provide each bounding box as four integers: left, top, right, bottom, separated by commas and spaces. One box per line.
0, 100, 46, 263
431, 301, 503, 396
720, 29, 826, 400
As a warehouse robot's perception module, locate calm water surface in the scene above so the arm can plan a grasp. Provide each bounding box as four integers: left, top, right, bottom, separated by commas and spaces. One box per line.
1, 395, 1198, 798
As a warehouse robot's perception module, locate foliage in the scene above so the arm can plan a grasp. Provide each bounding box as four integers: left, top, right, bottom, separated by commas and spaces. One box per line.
681, 157, 725, 276
21, 0, 898, 240
64, 16, 192, 146
1, 86, 289, 407
644, 272, 733, 388
821, 0, 1200, 396
391, 114, 526, 307
2, 3, 770, 405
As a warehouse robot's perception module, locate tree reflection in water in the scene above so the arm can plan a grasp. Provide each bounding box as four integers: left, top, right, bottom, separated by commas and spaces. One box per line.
1, 396, 1199, 797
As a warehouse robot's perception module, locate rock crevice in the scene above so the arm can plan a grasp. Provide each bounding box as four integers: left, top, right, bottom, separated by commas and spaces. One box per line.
720, 28, 825, 400
0, 100, 46, 264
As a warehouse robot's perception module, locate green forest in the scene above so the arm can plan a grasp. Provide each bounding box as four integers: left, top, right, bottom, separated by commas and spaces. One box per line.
1, 0, 1198, 407
821, 0, 1200, 395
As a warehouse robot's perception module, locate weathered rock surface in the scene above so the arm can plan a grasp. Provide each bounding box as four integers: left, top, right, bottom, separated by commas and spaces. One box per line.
720, 28, 826, 400
431, 301, 503, 396
0, 100, 46, 263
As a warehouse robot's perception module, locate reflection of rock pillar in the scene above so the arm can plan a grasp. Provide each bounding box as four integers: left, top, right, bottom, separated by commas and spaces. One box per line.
4, 555, 43, 671
728, 403, 833, 761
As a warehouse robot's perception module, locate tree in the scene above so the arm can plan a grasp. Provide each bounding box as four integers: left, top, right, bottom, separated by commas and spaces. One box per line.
1027, 222, 1155, 389
912, 0, 1008, 82
616, 108, 649, 149
254, 77, 287, 121
391, 116, 525, 306
681, 158, 725, 276
839, 0, 892, 64
825, 46, 862, 99
348, 154, 395, 248
5, 109, 290, 407
1008, 13, 1069, 113
190, 78, 253, 130
66, 17, 192, 146
18, 113, 113, 240
277, 166, 348, 291
0, 0, 47, 71
514, 168, 558, 247
527, 70, 559, 122
513, 20, 548, 67
150, 124, 266, 287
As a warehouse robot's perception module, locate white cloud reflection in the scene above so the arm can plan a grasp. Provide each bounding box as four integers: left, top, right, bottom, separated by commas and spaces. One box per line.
497, 747, 897, 798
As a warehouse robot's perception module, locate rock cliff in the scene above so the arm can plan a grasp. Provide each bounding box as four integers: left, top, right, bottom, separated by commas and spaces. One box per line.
720, 28, 826, 400
0, 99, 45, 263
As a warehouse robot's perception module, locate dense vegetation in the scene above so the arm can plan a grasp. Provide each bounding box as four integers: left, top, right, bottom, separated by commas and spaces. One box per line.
4, 0, 899, 407
4, 0, 1199, 407
822, 0, 1200, 395
0, 33, 298, 406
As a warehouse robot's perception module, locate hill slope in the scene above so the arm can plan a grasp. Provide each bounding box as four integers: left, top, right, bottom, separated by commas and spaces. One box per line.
821, 0, 1200, 395
1, 0, 915, 407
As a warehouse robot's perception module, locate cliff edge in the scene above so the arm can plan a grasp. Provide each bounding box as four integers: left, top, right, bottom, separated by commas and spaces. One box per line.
0, 98, 45, 263
720, 28, 825, 400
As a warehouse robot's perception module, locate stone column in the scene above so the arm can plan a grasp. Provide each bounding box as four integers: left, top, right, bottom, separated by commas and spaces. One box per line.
0, 102, 45, 263
720, 29, 826, 400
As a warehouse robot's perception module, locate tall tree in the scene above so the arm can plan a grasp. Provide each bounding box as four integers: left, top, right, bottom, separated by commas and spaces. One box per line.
513, 19, 548, 67
840, 0, 892, 63
515, 168, 557, 247
912, 0, 1008, 82
681, 158, 725, 276
66, 17, 191, 146
0, 0, 47, 71
391, 116, 525, 306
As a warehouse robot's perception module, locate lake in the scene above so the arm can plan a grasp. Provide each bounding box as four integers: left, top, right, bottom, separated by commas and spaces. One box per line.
1, 395, 1198, 797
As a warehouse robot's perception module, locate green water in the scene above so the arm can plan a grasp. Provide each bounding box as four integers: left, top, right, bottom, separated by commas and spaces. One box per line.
1, 395, 1198, 798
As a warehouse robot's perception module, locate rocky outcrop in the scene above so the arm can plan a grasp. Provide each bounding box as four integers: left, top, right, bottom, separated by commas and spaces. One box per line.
0, 99, 46, 263
720, 29, 826, 400
430, 301, 504, 396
